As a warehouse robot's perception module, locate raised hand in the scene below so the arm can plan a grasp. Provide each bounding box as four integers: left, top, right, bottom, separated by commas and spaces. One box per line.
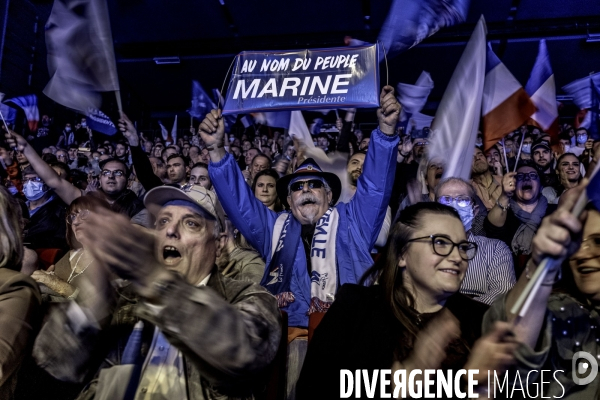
3, 127, 28, 152
464, 322, 517, 384
118, 113, 139, 147
198, 109, 225, 148
376, 86, 401, 136
531, 182, 586, 266
501, 172, 517, 198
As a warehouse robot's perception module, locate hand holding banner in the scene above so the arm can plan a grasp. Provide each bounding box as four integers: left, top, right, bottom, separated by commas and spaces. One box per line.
222, 45, 380, 114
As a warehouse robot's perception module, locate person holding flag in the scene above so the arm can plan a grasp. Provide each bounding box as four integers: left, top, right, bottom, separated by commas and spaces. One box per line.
483, 177, 600, 398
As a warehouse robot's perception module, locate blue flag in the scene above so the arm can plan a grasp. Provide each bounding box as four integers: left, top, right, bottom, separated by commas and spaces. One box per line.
187, 81, 215, 119
44, 0, 120, 113
378, 0, 470, 59
212, 88, 237, 132
86, 108, 117, 135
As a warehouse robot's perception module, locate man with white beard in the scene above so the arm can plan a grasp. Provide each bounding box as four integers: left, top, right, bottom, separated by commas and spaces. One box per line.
199, 86, 400, 399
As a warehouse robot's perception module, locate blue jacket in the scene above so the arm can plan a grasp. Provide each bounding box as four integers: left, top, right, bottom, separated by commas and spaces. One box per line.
210, 128, 399, 327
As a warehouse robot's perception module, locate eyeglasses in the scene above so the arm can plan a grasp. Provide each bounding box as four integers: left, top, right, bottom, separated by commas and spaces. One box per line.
515, 172, 539, 181
23, 177, 42, 183
406, 234, 478, 261
415, 141, 429, 146
67, 209, 90, 224
289, 179, 325, 192
438, 196, 473, 208
101, 169, 125, 178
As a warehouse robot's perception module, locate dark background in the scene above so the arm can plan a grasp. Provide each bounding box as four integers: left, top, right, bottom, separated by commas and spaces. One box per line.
1, 0, 600, 136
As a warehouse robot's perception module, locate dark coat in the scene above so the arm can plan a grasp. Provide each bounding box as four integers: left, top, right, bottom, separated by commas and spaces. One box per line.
297, 284, 489, 400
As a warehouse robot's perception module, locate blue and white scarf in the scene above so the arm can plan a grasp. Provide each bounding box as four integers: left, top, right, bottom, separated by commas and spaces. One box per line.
261, 207, 339, 314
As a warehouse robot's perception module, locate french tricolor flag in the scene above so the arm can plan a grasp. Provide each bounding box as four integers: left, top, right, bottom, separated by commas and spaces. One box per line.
525, 40, 559, 141
482, 44, 535, 151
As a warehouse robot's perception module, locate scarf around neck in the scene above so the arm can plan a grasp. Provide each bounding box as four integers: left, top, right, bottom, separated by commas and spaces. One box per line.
510, 195, 547, 254
262, 207, 340, 314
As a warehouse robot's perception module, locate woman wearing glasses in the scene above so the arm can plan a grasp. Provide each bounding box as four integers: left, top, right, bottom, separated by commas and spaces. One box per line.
31, 196, 110, 300
297, 202, 517, 399
484, 185, 600, 398
485, 162, 557, 264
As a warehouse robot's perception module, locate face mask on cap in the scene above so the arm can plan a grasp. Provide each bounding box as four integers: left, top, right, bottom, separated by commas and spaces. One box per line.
577, 134, 588, 145
24, 181, 48, 201
522, 144, 531, 154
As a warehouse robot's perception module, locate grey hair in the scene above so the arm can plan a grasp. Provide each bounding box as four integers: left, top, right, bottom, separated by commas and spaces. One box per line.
434, 177, 476, 200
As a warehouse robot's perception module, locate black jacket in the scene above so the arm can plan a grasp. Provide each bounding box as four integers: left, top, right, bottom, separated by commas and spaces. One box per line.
24, 195, 67, 250
297, 284, 489, 400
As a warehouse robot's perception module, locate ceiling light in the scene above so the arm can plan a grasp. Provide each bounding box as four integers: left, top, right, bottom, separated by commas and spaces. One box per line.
153, 57, 180, 65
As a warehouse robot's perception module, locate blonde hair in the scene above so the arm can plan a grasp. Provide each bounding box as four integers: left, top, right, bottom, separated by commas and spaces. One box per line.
0, 186, 23, 270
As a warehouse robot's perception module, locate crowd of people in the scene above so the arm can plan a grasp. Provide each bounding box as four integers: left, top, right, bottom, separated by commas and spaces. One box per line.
0, 85, 599, 399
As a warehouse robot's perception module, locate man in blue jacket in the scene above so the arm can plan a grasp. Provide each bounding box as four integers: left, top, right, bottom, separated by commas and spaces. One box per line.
199, 86, 400, 329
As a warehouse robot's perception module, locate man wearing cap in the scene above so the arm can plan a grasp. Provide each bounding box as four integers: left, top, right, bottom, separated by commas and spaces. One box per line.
201, 87, 399, 397
33, 184, 282, 400
200, 87, 399, 328
532, 138, 559, 190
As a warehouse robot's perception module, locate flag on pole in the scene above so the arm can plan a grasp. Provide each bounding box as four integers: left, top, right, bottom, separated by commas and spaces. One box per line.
378, 0, 470, 59
589, 82, 600, 141
251, 112, 291, 129
44, 0, 120, 113
562, 73, 600, 134
86, 107, 117, 135
212, 89, 237, 131
429, 15, 487, 181
524, 40, 559, 141
4, 94, 39, 131
187, 81, 215, 119
159, 121, 169, 143
396, 71, 434, 133
482, 43, 535, 151
171, 115, 178, 144
288, 111, 315, 148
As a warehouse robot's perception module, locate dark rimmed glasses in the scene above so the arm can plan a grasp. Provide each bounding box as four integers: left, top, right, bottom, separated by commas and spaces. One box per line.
289, 179, 325, 192
406, 234, 478, 261
515, 172, 539, 181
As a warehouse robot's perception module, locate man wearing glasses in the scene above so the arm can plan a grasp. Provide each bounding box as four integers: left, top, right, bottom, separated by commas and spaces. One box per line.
435, 177, 515, 305
5, 130, 147, 225
486, 162, 557, 261
199, 86, 400, 398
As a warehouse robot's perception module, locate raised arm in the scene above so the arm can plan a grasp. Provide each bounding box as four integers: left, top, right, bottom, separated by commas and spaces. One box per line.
487, 172, 516, 227
200, 110, 278, 259
5, 129, 82, 204
347, 86, 400, 248
504, 184, 586, 348
118, 113, 163, 191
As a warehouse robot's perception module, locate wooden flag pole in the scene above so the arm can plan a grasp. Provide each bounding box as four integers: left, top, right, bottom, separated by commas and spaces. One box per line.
501, 138, 509, 172
115, 90, 123, 117
514, 134, 525, 172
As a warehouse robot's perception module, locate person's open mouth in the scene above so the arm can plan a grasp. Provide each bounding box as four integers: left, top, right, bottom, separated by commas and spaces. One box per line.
163, 246, 181, 265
